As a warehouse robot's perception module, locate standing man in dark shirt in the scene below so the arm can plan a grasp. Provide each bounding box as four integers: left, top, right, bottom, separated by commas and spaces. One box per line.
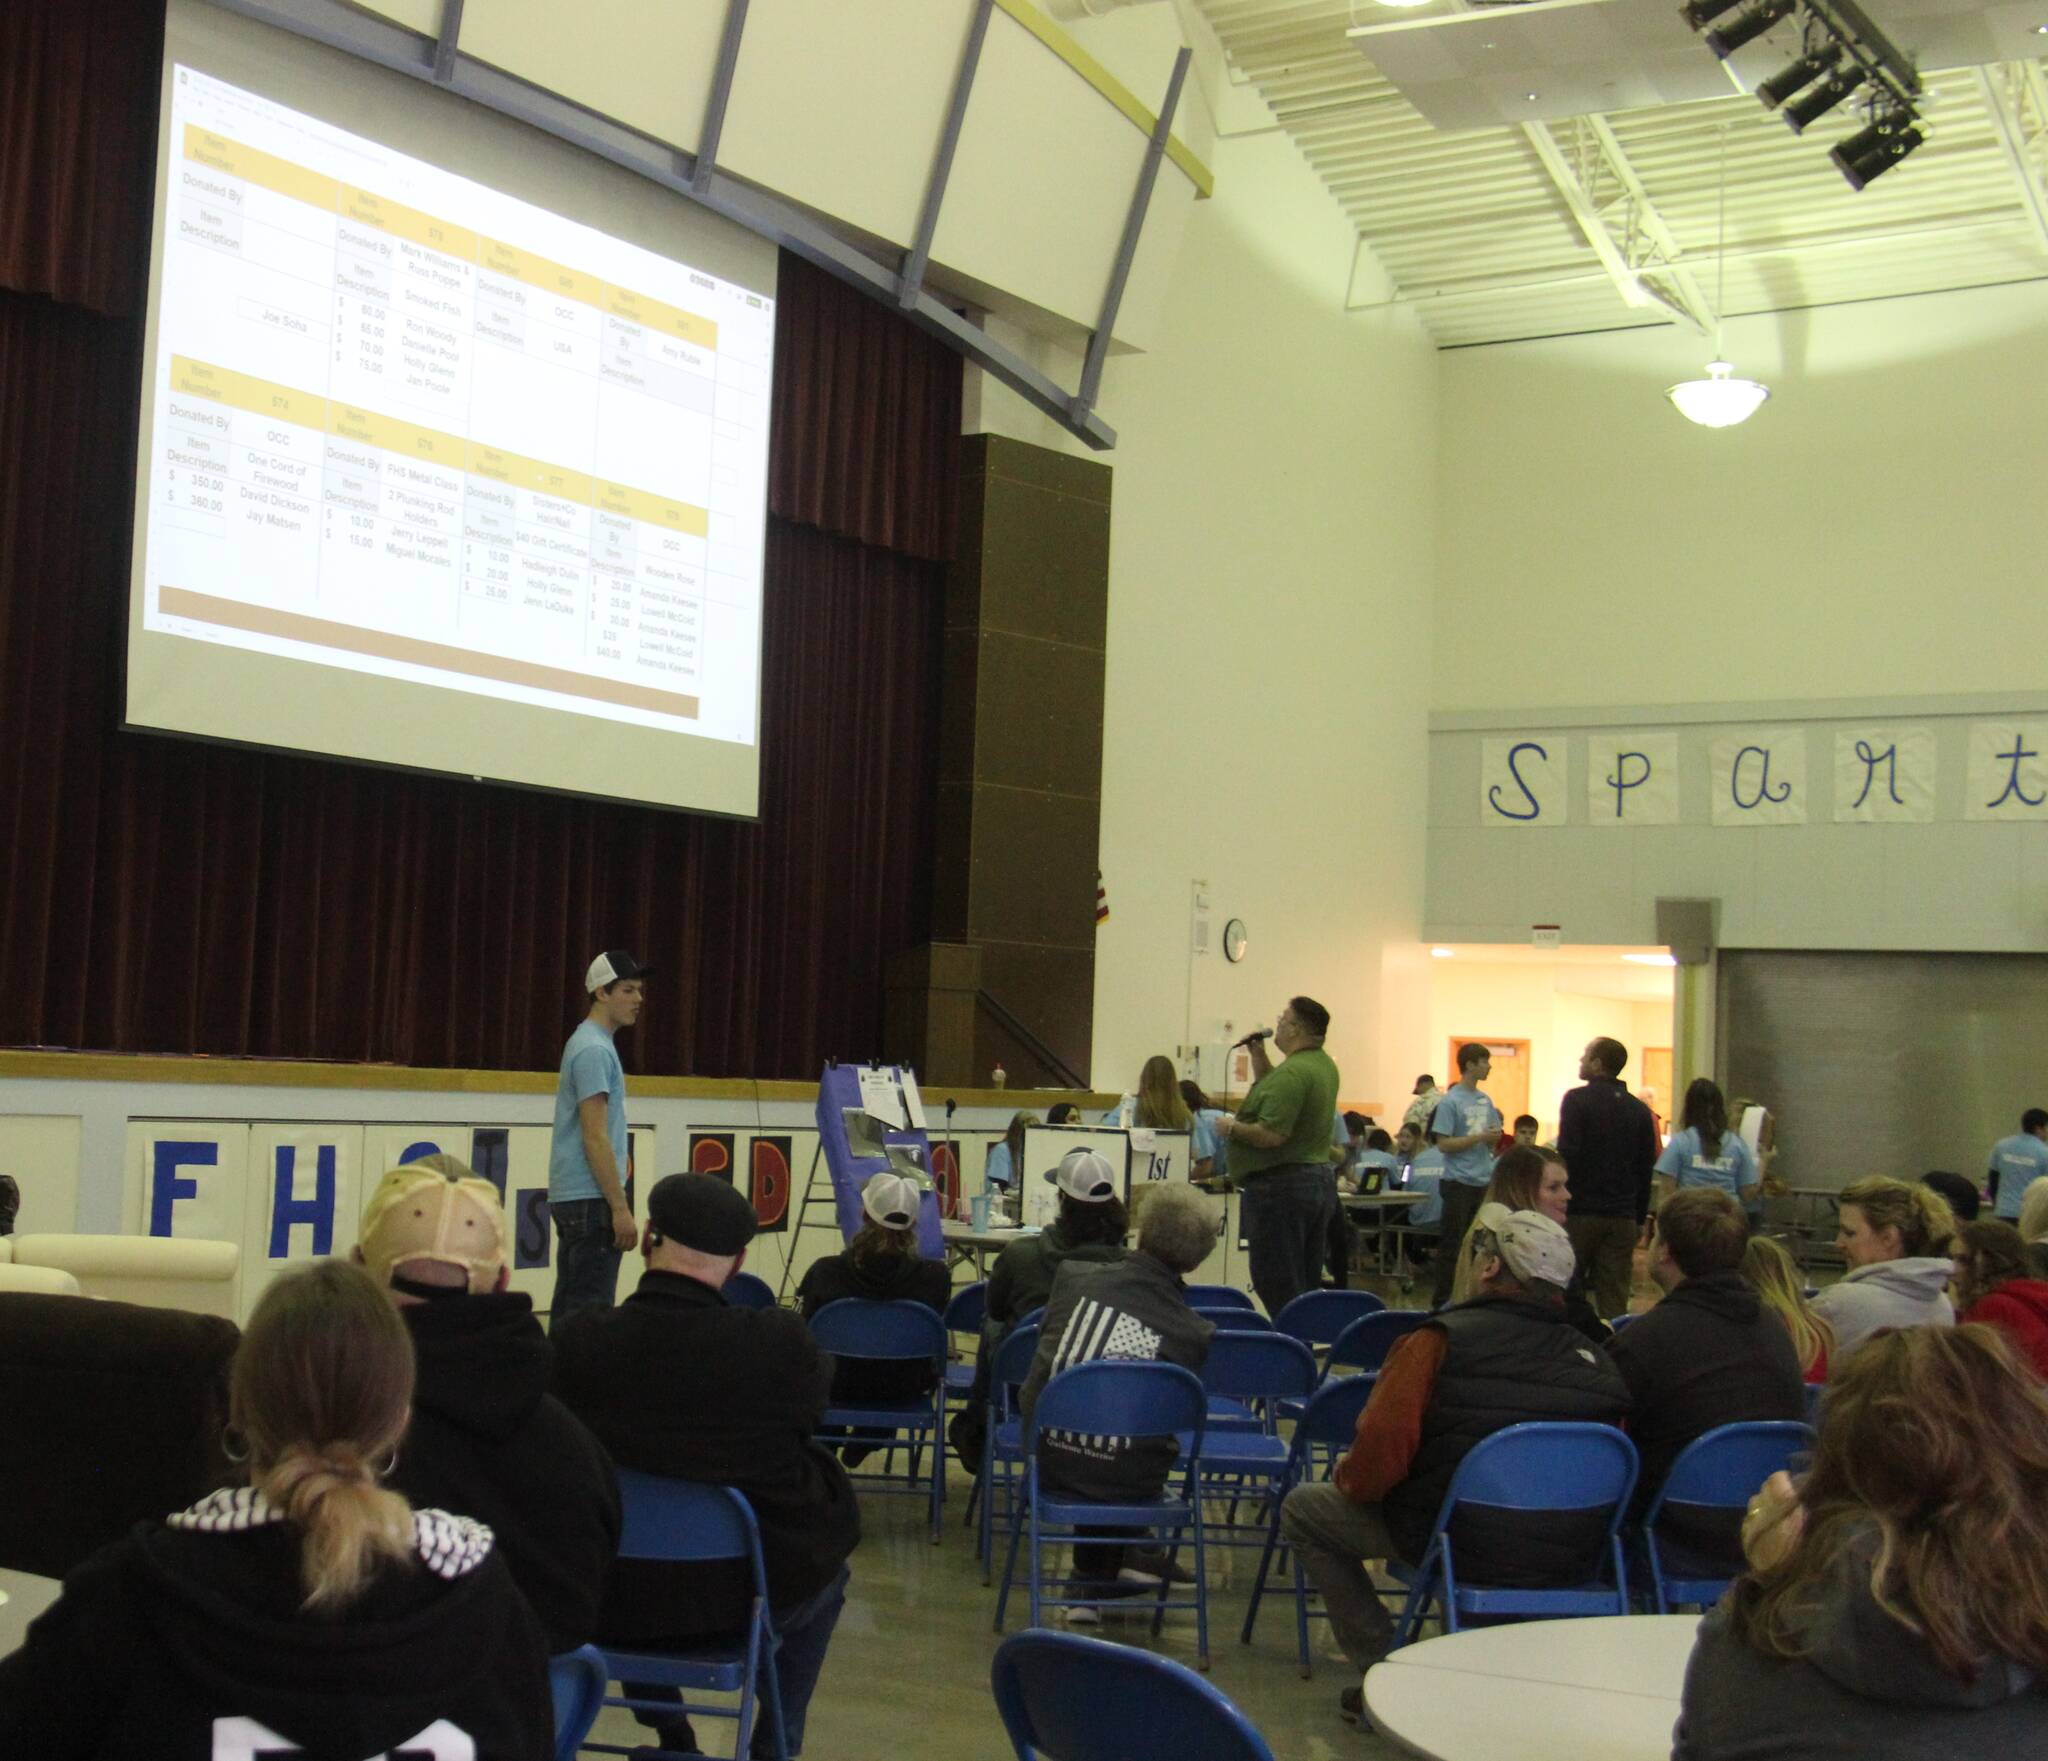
554, 1173, 857, 1758
1557, 1036, 1660, 1319
1214, 996, 1342, 1318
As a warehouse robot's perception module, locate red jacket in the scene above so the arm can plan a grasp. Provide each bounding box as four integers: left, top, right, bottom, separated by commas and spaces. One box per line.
1963, 1280, 2048, 1380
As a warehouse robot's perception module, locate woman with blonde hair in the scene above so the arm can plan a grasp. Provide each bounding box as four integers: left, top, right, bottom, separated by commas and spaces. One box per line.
1443, 1145, 1604, 1339
1742, 1233, 1835, 1383
1111, 1054, 1217, 1176
1673, 1324, 2048, 1757
0, 1259, 551, 1759
1811, 1176, 1956, 1370
2018, 1178, 2048, 1279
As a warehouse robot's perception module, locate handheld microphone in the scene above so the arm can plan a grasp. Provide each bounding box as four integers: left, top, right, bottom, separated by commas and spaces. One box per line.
1233, 1028, 1272, 1050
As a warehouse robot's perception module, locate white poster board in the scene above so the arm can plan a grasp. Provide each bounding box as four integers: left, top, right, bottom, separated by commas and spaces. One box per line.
1020, 1125, 1132, 1228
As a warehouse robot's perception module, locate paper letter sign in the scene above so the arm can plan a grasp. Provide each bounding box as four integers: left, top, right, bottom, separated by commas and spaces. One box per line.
1967, 722, 2048, 820
126, 1123, 247, 1241
1585, 732, 1678, 824
1833, 727, 1935, 822
1711, 730, 1807, 825
1480, 737, 1564, 825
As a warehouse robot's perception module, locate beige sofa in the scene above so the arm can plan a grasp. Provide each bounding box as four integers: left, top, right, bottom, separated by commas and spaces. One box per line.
2, 1234, 239, 1318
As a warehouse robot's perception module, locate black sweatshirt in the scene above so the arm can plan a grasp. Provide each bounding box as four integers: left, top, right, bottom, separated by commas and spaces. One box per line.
387, 1289, 621, 1652
0, 1492, 552, 1760
797, 1246, 952, 1404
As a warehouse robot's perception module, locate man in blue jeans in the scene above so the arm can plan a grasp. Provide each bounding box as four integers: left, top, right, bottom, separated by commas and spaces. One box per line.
548, 949, 650, 1323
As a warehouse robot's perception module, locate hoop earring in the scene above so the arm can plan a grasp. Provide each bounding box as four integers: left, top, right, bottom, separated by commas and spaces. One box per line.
376, 1446, 400, 1478
221, 1425, 250, 1465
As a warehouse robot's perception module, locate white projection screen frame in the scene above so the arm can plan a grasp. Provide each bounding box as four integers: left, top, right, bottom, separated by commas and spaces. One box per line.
127, 1, 778, 817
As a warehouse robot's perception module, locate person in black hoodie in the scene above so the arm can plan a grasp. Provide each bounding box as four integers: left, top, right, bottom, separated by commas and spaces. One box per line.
798, 1170, 953, 1405
1557, 1036, 1660, 1318
354, 1154, 621, 1652
554, 1171, 857, 1759
1607, 1187, 1804, 1553
0, 1259, 551, 1761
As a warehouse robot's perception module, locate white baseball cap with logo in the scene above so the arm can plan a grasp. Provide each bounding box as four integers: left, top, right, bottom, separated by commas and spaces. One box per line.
861, 1171, 924, 1229
1044, 1148, 1118, 1204
1475, 1203, 1576, 1288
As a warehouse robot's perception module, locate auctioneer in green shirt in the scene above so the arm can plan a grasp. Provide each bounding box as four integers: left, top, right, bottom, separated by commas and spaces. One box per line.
1231, 1046, 1341, 1180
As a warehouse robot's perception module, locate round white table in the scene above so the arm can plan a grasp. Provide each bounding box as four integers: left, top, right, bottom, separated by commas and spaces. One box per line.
1363, 1614, 1701, 1761
0, 1567, 62, 1660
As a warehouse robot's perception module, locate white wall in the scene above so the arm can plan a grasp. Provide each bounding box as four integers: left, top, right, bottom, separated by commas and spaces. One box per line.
1434, 280, 2048, 714
968, 9, 1440, 1113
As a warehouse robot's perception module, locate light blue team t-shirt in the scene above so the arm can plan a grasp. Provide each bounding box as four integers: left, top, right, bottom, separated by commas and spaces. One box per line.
985, 1141, 1017, 1190
1656, 1127, 1759, 1201
1401, 1148, 1446, 1229
1991, 1132, 2048, 1219
549, 1019, 628, 1203
1430, 1083, 1503, 1187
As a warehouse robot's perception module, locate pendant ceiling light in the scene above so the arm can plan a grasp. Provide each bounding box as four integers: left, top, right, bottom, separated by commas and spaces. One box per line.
1667, 126, 1770, 428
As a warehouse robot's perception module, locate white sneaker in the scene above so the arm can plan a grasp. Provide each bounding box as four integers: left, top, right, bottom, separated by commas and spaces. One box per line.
1062, 1603, 1101, 1627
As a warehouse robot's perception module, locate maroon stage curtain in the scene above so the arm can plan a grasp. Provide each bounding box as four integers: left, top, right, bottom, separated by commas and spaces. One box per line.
0, 2, 958, 1079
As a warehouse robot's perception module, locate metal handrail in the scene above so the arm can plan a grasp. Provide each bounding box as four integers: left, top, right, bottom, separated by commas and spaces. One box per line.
974, 989, 1087, 1089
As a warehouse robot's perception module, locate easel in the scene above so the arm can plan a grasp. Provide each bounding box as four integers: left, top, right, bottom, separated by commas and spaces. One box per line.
775, 1061, 943, 1302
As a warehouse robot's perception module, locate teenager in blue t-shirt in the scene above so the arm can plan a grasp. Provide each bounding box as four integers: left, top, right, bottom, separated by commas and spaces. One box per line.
1427, 1043, 1502, 1306
1656, 1077, 1760, 1212
1990, 1108, 2048, 1220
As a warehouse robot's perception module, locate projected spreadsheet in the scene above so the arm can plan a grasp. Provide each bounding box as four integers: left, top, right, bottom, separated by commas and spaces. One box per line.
145, 66, 773, 739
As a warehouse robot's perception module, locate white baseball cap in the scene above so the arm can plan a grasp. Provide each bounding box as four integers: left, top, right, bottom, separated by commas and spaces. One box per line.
1044, 1148, 1118, 1204
861, 1171, 923, 1229
1476, 1204, 1576, 1288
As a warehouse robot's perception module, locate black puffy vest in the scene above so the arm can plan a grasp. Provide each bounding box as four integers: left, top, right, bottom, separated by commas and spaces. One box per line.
1383, 1295, 1632, 1586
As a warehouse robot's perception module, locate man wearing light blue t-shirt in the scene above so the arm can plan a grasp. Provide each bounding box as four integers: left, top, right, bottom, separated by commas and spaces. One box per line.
1990, 1108, 2048, 1220
1427, 1043, 1502, 1308
548, 949, 650, 1322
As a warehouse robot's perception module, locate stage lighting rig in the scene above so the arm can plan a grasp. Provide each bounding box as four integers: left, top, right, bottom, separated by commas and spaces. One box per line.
1680, 0, 1923, 190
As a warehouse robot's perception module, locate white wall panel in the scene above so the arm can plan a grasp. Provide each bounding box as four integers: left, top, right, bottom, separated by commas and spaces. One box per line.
0, 1116, 83, 1235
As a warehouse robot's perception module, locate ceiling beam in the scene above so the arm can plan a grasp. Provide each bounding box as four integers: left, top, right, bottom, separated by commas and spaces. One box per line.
1520, 117, 1716, 334
1976, 63, 2048, 258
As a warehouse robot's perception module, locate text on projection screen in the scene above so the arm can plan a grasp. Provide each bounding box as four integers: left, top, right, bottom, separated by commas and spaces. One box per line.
138, 65, 773, 808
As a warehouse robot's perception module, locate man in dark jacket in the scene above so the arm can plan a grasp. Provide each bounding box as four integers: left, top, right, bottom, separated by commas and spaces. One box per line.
1607, 1187, 1803, 1546
555, 1172, 857, 1758
1558, 1036, 1661, 1318
1279, 1208, 1630, 1726
1019, 1179, 1219, 1605
356, 1155, 622, 1653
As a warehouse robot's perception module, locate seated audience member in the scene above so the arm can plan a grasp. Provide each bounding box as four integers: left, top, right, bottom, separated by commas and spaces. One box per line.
0, 1171, 17, 1234
1446, 1147, 1604, 1341
2021, 1180, 2048, 1279
1951, 1219, 2048, 1378
1657, 1080, 1761, 1215
0, 1261, 551, 1760
1280, 1209, 1630, 1726
1922, 1170, 1982, 1222
1018, 1182, 1219, 1608
1672, 1325, 2048, 1759
983, 1109, 1042, 1202
798, 1170, 951, 1409
1046, 1102, 1081, 1126
1812, 1177, 1956, 1369
554, 1173, 856, 1759
1607, 1190, 1803, 1548
355, 1155, 621, 1654
1989, 1107, 2048, 1219
1742, 1235, 1835, 1384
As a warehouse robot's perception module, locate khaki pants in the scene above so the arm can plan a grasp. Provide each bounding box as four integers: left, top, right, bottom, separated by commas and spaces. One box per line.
1568, 1213, 1639, 1319
1279, 1482, 1400, 1671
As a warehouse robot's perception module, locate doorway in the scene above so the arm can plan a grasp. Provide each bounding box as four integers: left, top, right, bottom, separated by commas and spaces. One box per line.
1447, 1037, 1531, 1128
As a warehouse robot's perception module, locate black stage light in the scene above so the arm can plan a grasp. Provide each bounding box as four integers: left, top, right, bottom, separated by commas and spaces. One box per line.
1783, 69, 1867, 132
1756, 45, 1842, 110
1705, 0, 1797, 60
1833, 120, 1922, 190
1680, 0, 1748, 31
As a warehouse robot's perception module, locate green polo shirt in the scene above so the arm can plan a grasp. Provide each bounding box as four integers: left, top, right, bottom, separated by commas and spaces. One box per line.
1232, 1045, 1341, 1180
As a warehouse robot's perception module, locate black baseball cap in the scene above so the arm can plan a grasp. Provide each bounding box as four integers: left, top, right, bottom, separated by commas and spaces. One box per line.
646, 1172, 758, 1255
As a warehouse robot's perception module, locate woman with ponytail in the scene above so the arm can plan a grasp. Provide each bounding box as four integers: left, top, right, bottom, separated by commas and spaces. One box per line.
1811, 1176, 1957, 1372
0, 1260, 551, 1759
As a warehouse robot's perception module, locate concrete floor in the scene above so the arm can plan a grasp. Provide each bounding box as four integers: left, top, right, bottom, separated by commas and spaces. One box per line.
579, 1463, 1412, 1761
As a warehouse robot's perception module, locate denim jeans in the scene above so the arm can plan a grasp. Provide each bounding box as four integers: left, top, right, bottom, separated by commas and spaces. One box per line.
631, 1564, 850, 1756
1241, 1165, 1337, 1318
549, 1195, 623, 1324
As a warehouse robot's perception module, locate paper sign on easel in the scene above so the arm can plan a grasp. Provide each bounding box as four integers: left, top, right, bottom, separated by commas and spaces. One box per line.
857, 1065, 907, 1128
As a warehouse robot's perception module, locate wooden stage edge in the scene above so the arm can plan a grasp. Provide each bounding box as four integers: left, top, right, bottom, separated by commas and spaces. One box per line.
0, 1049, 1120, 1109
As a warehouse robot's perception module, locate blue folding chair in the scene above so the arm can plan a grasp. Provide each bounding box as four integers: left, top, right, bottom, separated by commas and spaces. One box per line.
724, 1270, 777, 1310
943, 1279, 989, 1405
1390, 1422, 1639, 1641
978, 1321, 1044, 1579
994, 1359, 1211, 1668
1194, 1305, 1275, 1330
1186, 1284, 1257, 1310
1196, 1333, 1317, 1550
1276, 1309, 1430, 1427
809, 1298, 949, 1541
1642, 1420, 1814, 1613
591, 1472, 788, 1761
1239, 1372, 1378, 1677
992, 1630, 1276, 1761
1273, 1288, 1387, 1358
548, 1645, 606, 1761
